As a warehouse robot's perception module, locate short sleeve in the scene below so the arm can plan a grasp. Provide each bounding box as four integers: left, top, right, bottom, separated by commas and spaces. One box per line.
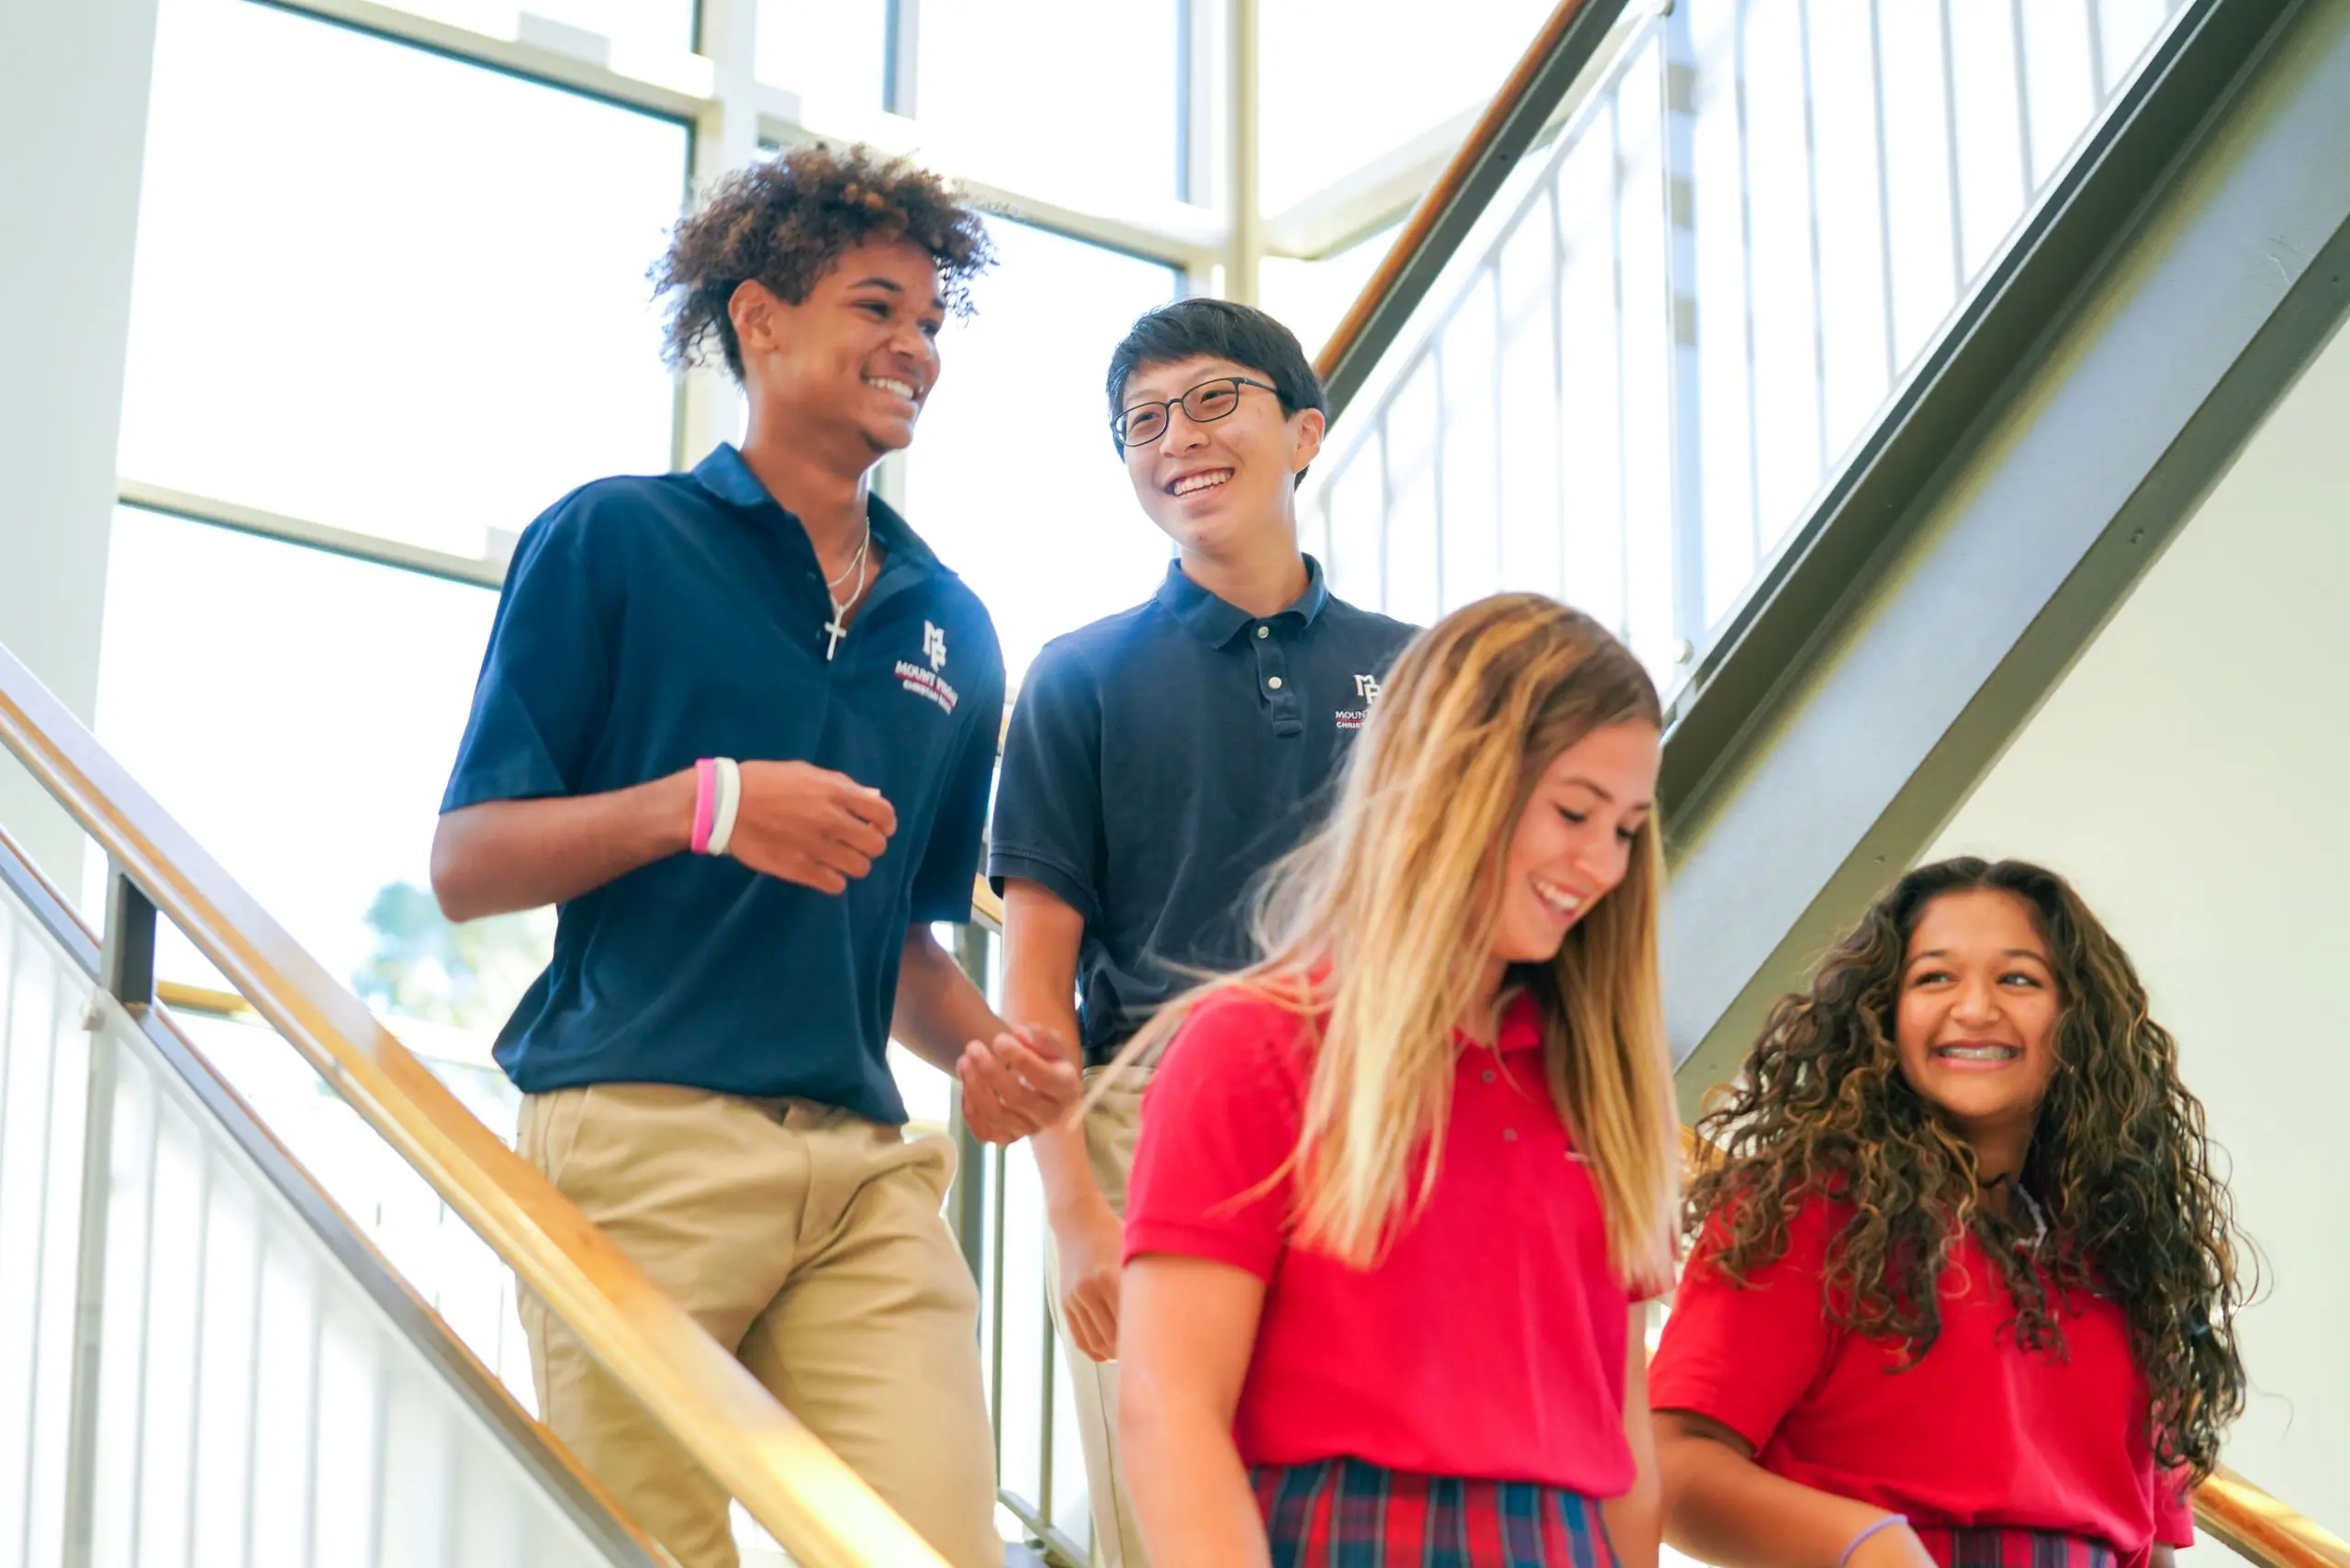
986, 644, 1103, 925
442, 496, 610, 812
1650, 1193, 1842, 1453
2154, 1467, 2196, 1547
912, 618, 1007, 924
1123, 993, 1306, 1281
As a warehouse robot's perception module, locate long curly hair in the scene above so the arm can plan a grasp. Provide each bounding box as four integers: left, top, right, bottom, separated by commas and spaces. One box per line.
652, 143, 992, 379
1686, 857, 2249, 1476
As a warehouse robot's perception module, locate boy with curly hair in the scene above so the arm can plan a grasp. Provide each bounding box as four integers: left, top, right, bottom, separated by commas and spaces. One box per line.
432, 144, 1078, 1568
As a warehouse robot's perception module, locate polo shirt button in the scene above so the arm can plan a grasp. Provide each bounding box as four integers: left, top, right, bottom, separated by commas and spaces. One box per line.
1256, 625, 1270, 639
1503, 1127, 1518, 1142
1481, 1069, 1496, 1083
1267, 676, 1283, 690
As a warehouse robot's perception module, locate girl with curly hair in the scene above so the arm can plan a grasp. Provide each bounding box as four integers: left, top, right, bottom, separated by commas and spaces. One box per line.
1113, 595, 1684, 1566
1651, 857, 2249, 1568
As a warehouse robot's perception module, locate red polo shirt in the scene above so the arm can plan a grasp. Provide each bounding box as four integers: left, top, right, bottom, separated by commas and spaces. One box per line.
1122, 987, 1640, 1495
1650, 1193, 2194, 1562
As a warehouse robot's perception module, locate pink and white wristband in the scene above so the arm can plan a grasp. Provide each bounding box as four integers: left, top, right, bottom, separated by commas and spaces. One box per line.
690, 757, 742, 857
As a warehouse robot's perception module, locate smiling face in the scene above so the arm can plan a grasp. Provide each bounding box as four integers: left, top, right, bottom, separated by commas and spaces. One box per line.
1894, 888, 2064, 1152
732, 238, 946, 455
1489, 721, 1660, 968
1119, 353, 1324, 555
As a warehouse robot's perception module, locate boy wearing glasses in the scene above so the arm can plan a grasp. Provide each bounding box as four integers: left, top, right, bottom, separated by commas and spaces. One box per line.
990, 299, 1415, 1565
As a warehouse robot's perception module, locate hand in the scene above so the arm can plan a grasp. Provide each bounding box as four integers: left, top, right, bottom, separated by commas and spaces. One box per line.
957, 1026, 1081, 1144
1053, 1194, 1125, 1362
725, 761, 898, 893
1846, 1520, 1936, 1568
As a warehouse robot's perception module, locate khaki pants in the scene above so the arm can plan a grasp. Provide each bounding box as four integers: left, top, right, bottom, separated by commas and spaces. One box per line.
1042, 1069, 1151, 1568
518, 1084, 1000, 1568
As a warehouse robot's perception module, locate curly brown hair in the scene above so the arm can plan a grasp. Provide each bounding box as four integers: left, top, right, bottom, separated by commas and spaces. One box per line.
652, 143, 993, 379
1687, 857, 2250, 1477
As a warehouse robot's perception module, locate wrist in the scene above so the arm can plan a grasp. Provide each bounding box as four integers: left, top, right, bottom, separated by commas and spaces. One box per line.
653, 767, 699, 856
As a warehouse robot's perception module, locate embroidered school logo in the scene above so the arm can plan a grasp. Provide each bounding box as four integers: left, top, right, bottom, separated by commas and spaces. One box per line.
1336, 671, 1384, 731
1353, 673, 1382, 702
897, 622, 960, 715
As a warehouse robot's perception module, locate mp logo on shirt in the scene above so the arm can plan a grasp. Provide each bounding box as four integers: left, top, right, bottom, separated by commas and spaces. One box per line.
1336, 671, 1385, 730
896, 621, 960, 715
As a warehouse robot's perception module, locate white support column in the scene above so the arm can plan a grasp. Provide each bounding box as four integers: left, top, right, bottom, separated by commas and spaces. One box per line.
0, 0, 164, 890
1225, 0, 1264, 305
674, 0, 762, 470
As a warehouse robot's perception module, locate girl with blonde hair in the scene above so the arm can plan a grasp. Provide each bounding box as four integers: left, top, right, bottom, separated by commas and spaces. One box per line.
1113, 593, 1682, 1567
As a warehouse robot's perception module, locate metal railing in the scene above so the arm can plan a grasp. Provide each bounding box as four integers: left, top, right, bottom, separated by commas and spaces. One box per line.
1301, 0, 2193, 695
0, 641, 945, 1566
0, 834, 662, 1567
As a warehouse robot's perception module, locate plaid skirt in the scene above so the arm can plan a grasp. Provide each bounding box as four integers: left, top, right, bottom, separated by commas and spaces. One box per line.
1911, 1527, 2119, 1568
1250, 1457, 1617, 1568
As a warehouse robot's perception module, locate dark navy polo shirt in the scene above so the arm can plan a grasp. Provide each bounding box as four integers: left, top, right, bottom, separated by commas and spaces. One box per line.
441, 443, 1004, 1124
989, 558, 1415, 1065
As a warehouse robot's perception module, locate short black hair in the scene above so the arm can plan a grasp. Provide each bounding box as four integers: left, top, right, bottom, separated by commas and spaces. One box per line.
653, 143, 992, 382
1104, 299, 1328, 472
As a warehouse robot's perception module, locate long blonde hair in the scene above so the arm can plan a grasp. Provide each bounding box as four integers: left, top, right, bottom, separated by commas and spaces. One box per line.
1123, 593, 1681, 1289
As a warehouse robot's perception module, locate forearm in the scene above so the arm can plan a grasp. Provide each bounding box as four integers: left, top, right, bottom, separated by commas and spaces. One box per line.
1656, 1426, 1895, 1568
431, 770, 695, 921
891, 929, 1004, 1076
1119, 1387, 1270, 1568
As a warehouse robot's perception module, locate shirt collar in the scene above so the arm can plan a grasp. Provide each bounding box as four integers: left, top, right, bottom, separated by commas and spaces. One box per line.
1153, 554, 1333, 647
1494, 990, 1546, 1054
688, 442, 935, 570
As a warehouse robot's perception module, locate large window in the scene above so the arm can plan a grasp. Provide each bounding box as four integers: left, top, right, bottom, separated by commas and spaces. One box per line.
759, 0, 894, 114
118, 0, 688, 563
901, 219, 1184, 685
93, 509, 520, 1016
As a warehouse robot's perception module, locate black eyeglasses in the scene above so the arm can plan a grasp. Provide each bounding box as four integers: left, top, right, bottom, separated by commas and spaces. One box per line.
1113, 376, 1279, 449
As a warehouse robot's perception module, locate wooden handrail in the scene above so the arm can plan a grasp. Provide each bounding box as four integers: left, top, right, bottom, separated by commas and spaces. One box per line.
1313, 0, 1632, 418
0, 646, 944, 1567
2196, 1467, 2350, 1568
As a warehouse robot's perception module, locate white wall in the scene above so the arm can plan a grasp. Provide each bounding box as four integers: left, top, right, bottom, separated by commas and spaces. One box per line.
0, 0, 162, 888
1930, 319, 2350, 1529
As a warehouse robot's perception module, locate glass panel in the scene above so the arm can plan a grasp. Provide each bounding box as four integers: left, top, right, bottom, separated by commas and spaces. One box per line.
758, 0, 891, 114
901, 219, 1182, 686
119, 0, 686, 562
1258, 221, 1404, 375
1259, 0, 1556, 217
1304, 0, 2191, 691
914, 0, 1186, 202
93, 509, 536, 1030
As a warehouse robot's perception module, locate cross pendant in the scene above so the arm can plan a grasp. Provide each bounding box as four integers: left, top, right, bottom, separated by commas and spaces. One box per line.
823, 618, 847, 661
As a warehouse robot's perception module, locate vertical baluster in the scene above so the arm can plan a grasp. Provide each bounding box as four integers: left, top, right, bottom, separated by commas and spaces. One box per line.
237, 1223, 265, 1566
301, 1267, 325, 1565
1661, 3, 1708, 660
1796, 0, 1831, 482
62, 869, 152, 1568
1548, 180, 1571, 602
1430, 342, 1449, 614
2009, 0, 2037, 199
1035, 1280, 1056, 1531
1731, 0, 1764, 565
1867, 0, 1899, 386
1937, 0, 1968, 297
172, 1137, 212, 1568
1607, 91, 1634, 640
2086, 0, 2109, 105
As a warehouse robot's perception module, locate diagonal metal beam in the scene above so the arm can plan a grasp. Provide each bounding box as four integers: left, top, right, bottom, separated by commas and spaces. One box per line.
1661, 0, 2350, 1114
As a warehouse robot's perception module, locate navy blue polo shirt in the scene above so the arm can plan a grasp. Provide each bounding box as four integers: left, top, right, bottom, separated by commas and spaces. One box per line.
989, 558, 1414, 1064
441, 443, 1004, 1124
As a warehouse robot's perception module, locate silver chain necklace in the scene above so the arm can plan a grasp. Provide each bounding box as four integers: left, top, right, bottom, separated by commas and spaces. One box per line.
822, 518, 873, 663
